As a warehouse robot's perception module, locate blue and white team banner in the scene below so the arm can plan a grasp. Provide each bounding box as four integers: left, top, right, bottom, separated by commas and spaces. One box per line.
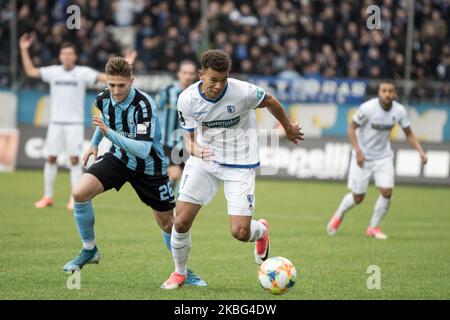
248, 76, 368, 105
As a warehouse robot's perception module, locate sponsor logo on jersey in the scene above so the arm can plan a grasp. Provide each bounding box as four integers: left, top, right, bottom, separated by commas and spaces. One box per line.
119, 131, 134, 138
371, 123, 394, 131
55, 80, 78, 86
202, 116, 240, 128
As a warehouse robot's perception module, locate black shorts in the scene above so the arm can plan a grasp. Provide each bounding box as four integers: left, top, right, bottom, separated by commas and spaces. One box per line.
163, 145, 185, 168
87, 153, 175, 212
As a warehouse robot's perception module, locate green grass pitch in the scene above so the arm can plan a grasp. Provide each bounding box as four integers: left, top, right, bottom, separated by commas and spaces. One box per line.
0, 170, 449, 299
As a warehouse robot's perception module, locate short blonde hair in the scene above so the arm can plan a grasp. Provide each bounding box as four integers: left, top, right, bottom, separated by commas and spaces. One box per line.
105, 57, 133, 77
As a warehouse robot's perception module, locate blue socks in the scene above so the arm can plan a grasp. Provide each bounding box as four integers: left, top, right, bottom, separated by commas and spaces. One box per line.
74, 201, 95, 246
162, 231, 171, 251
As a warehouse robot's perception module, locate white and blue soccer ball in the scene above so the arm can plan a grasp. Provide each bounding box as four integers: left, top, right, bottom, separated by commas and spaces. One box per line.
258, 256, 297, 295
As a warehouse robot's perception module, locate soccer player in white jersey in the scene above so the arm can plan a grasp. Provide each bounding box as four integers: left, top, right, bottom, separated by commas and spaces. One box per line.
19, 33, 136, 210
161, 49, 304, 289
327, 81, 427, 240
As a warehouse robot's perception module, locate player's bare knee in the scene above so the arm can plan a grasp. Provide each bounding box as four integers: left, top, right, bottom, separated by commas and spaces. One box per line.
231, 226, 250, 242
353, 193, 365, 204
380, 189, 392, 198
158, 215, 174, 233
69, 156, 79, 166
72, 187, 91, 203
47, 156, 57, 164
173, 219, 191, 234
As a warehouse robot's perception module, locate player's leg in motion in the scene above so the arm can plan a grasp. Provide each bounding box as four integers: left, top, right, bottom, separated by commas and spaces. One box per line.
366, 188, 391, 240
327, 193, 365, 235
66, 124, 84, 210
63, 173, 104, 272
67, 156, 82, 210
35, 156, 58, 208
328, 154, 370, 235
223, 171, 269, 265
36, 123, 62, 208
161, 201, 201, 289
229, 215, 269, 265
154, 209, 207, 287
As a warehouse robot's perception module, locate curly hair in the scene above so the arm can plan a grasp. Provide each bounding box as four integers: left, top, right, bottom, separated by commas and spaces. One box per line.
200, 49, 232, 72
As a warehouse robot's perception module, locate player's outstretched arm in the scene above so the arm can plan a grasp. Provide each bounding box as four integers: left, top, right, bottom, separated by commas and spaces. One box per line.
403, 127, 427, 164
348, 121, 365, 167
258, 93, 304, 144
19, 33, 40, 79
92, 116, 151, 159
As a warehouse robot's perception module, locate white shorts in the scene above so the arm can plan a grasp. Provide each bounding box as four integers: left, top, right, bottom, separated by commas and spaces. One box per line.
347, 155, 394, 194
46, 123, 84, 157
177, 156, 256, 216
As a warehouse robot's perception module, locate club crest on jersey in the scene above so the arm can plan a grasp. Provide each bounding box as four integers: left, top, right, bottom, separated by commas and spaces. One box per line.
226, 105, 236, 113
247, 194, 254, 211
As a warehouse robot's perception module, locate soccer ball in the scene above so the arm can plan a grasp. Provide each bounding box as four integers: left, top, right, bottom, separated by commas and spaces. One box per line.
258, 256, 297, 295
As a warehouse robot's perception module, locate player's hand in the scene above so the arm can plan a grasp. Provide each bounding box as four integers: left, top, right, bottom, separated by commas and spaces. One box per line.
124, 50, 138, 65
19, 33, 33, 50
420, 152, 428, 165
194, 145, 214, 161
286, 122, 304, 145
356, 150, 365, 168
92, 116, 109, 135
83, 146, 98, 167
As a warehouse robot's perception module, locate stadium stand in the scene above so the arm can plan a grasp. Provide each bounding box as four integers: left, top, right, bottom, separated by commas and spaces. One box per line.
0, 0, 449, 95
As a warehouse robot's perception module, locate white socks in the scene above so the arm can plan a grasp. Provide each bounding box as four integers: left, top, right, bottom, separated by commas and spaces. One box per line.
70, 163, 83, 191
370, 195, 391, 228
335, 193, 356, 219
170, 226, 191, 276
83, 240, 96, 250
248, 220, 267, 242
44, 162, 58, 198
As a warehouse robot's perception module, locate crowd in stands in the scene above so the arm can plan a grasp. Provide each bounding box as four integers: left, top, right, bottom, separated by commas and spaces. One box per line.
0, 0, 449, 89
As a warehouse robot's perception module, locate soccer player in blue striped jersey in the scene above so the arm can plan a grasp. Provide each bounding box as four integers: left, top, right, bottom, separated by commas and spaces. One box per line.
157, 60, 197, 195
63, 57, 206, 287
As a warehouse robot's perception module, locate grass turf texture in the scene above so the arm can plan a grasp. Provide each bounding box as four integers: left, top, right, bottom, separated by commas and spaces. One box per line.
1, 170, 449, 299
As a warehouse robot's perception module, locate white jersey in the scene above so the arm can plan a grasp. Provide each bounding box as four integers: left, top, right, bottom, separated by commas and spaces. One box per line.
177, 78, 266, 167
353, 98, 410, 160
40, 65, 99, 124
